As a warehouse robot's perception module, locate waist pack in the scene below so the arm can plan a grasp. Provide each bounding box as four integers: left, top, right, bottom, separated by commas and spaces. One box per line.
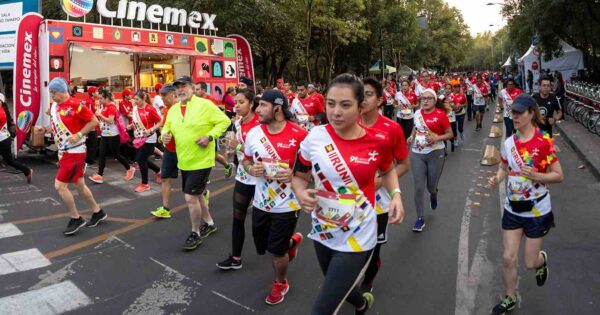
509, 193, 547, 213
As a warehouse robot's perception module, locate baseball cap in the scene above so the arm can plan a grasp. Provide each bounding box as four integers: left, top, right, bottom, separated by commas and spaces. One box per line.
159, 83, 176, 94
307, 83, 315, 89
276, 78, 284, 83
48, 77, 70, 93
154, 83, 163, 91
240, 76, 253, 86
173, 75, 193, 87
511, 94, 537, 113
261, 89, 293, 120
122, 88, 133, 96
87, 86, 98, 94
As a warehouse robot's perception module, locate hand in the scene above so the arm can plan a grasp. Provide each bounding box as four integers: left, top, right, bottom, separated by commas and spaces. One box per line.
297, 188, 319, 213
95, 109, 102, 116
162, 131, 172, 144
406, 136, 413, 145
144, 129, 154, 136
250, 162, 265, 177
520, 165, 538, 181
388, 194, 405, 224
548, 117, 555, 125
425, 133, 437, 144
196, 136, 210, 147
274, 166, 292, 183
67, 133, 81, 144
487, 175, 499, 188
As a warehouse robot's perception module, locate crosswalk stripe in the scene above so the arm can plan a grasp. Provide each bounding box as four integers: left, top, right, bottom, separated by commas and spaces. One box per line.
0, 280, 92, 314
0, 223, 23, 239
0, 248, 51, 275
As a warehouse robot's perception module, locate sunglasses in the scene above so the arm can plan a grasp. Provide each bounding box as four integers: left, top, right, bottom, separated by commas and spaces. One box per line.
421, 96, 435, 101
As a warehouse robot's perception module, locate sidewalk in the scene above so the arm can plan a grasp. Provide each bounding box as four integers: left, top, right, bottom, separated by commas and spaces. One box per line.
555, 118, 600, 180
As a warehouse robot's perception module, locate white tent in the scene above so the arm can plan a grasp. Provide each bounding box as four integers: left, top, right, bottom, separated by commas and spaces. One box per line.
519, 40, 584, 93
502, 57, 512, 68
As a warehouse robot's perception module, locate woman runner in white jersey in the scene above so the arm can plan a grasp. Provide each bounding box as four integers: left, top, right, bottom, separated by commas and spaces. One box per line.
487, 94, 563, 315
293, 74, 405, 315
217, 89, 261, 270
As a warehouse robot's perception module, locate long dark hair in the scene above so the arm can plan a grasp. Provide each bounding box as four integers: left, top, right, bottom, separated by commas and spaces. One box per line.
328, 73, 365, 105
99, 89, 113, 101
134, 90, 151, 104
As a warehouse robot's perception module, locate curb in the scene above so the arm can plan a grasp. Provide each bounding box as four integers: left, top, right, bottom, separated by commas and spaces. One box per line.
555, 121, 600, 181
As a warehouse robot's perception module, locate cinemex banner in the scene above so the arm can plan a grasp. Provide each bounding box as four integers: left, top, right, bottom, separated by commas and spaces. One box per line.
13, 12, 43, 155
228, 34, 255, 89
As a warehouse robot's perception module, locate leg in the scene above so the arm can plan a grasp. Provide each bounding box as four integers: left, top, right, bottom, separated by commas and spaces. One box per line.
268, 211, 299, 282
272, 254, 290, 283
216, 153, 228, 167
161, 178, 172, 208
523, 237, 545, 270
457, 114, 465, 134
73, 177, 101, 213
425, 150, 446, 196
0, 138, 31, 176
232, 182, 255, 258
136, 143, 154, 184
504, 117, 514, 137
502, 228, 523, 297
185, 194, 203, 233
362, 243, 382, 290
410, 153, 427, 218
85, 131, 98, 164
200, 195, 212, 223
97, 137, 109, 175
109, 136, 130, 171
55, 179, 80, 219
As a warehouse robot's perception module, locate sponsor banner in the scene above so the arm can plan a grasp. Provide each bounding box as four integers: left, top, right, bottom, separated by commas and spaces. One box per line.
13, 13, 43, 156
0, 0, 41, 69
228, 34, 255, 90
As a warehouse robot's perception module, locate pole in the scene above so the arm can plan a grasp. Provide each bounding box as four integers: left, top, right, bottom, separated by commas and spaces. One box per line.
380, 29, 384, 79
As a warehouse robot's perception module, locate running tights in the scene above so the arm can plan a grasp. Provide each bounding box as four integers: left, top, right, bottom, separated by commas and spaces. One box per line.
85, 130, 98, 164
410, 150, 446, 217
456, 114, 465, 134
136, 142, 160, 184
398, 118, 414, 140
0, 138, 30, 176
311, 242, 372, 315
231, 180, 255, 257
98, 135, 130, 175
362, 243, 382, 289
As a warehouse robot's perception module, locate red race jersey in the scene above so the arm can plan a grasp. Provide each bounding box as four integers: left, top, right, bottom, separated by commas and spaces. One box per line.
136, 105, 161, 130
421, 108, 451, 136
119, 99, 133, 117
58, 97, 95, 134
367, 115, 408, 162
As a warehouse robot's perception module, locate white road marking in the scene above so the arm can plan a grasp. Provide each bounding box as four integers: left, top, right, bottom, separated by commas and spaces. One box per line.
0, 185, 42, 195
0, 281, 92, 314
0, 248, 51, 276
455, 192, 474, 315
0, 197, 61, 208
29, 259, 80, 290
0, 223, 23, 239
93, 236, 135, 250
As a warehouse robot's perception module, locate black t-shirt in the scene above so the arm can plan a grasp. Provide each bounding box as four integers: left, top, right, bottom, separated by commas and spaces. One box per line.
533, 93, 561, 135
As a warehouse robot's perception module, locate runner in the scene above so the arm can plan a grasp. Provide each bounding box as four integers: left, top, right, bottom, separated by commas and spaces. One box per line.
292, 74, 404, 315
193, 81, 235, 178
414, 70, 440, 96
498, 78, 523, 137
307, 83, 326, 111
162, 76, 230, 250
118, 88, 136, 164
47, 78, 107, 235
291, 81, 325, 131
395, 79, 418, 139
241, 89, 306, 305
0, 93, 32, 183
223, 86, 237, 119
151, 83, 179, 218
487, 94, 564, 315
442, 96, 458, 152
470, 75, 489, 131
407, 89, 453, 232
284, 82, 296, 106
382, 80, 396, 119
88, 89, 135, 184
450, 82, 467, 142
84, 86, 100, 166
131, 90, 162, 193
216, 88, 260, 270
359, 78, 410, 294
532, 76, 562, 137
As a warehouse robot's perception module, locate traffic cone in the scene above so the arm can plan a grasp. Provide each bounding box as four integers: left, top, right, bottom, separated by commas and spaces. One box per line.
493, 113, 502, 123
488, 126, 502, 138
481, 145, 501, 166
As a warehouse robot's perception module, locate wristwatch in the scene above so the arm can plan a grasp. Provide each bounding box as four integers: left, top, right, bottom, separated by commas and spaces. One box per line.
207, 135, 214, 142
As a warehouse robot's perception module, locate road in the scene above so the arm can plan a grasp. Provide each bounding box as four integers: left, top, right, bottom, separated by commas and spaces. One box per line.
0, 104, 599, 315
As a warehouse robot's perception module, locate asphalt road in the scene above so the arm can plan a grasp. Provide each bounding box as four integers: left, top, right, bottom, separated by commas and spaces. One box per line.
1, 104, 599, 315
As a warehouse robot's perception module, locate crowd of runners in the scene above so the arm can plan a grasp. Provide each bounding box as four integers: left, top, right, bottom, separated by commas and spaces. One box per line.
0, 68, 565, 314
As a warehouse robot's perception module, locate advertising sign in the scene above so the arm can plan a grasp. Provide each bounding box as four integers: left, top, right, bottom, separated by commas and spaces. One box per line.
227, 34, 255, 89
0, 0, 41, 69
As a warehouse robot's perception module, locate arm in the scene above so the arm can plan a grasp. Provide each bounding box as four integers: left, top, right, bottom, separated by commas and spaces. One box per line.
521, 161, 564, 184
429, 127, 454, 143
379, 166, 404, 224
242, 157, 264, 177
291, 167, 318, 213
488, 162, 509, 188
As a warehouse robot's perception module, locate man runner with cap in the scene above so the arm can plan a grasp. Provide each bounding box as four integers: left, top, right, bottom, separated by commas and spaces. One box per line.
162, 76, 231, 249
242, 89, 306, 305
48, 78, 107, 235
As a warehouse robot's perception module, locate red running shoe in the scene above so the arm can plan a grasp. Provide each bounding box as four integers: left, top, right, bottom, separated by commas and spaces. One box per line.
265, 279, 289, 305
134, 184, 150, 193
288, 232, 303, 262
156, 172, 162, 184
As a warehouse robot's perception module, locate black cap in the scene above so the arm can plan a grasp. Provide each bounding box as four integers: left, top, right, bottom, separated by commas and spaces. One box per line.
261, 89, 293, 120
173, 75, 193, 87
159, 83, 176, 94
240, 76, 253, 86
512, 94, 537, 113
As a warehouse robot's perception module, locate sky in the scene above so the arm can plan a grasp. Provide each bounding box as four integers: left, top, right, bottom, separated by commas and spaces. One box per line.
444, 0, 506, 36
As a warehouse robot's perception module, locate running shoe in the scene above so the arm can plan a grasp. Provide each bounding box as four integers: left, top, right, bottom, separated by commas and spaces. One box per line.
200, 222, 217, 238
536, 251, 549, 286
216, 254, 243, 270
265, 279, 289, 305
224, 163, 234, 178
490, 295, 516, 315
88, 174, 104, 184
412, 217, 426, 232
124, 167, 135, 181
355, 292, 374, 315
86, 209, 107, 227
151, 206, 171, 218
134, 184, 151, 193
26, 169, 33, 184
203, 189, 210, 206
360, 281, 373, 293
63, 217, 87, 236
460, 132, 464, 140
156, 172, 162, 184
430, 194, 438, 210
183, 232, 202, 251
288, 232, 303, 262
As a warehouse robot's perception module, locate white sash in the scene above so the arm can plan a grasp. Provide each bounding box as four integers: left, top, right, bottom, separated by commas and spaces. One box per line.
413, 109, 444, 153
0, 121, 10, 142
504, 136, 549, 201
132, 106, 147, 138
413, 78, 425, 96
291, 98, 311, 128
51, 102, 86, 152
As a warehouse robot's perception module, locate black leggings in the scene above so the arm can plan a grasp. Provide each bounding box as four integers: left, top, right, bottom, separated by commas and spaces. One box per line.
231, 180, 255, 257
85, 130, 98, 164
363, 243, 382, 289
311, 242, 372, 315
0, 138, 30, 176
136, 142, 160, 184
398, 118, 414, 140
456, 114, 465, 134
98, 135, 130, 175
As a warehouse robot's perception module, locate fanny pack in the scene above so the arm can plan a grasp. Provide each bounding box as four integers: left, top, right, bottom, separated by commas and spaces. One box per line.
508, 193, 547, 213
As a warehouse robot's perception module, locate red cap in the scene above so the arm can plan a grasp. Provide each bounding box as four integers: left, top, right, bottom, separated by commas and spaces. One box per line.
122, 89, 133, 96
87, 86, 98, 94
276, 78, 284, 83
154, 83, 163, 91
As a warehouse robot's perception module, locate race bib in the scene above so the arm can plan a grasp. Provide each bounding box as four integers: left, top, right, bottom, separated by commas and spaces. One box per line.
296, 114, 309, 123
315, 190, 357, 227
262, 158, 289, 179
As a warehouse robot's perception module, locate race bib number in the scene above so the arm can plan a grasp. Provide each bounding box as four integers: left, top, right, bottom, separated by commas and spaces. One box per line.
262, 158, 289, 179
315, 190, 356, 227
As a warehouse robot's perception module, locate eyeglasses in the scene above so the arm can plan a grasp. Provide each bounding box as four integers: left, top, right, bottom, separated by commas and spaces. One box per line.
421, 96, 435, 101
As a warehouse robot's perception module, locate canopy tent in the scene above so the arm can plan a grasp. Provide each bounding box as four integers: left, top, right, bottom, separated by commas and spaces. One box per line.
397, 65, 416, 77
519, 40, 584, 92
502, 56, 512, 68
369, 60, 397, 74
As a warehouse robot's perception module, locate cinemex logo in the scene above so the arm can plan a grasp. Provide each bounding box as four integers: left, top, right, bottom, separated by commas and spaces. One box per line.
95, 0, 218, 30
19, 31, 34, 107
349, 151, 379, 165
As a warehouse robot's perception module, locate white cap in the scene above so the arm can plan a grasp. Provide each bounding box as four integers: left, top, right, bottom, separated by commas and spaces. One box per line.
0, 93, 5, 103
